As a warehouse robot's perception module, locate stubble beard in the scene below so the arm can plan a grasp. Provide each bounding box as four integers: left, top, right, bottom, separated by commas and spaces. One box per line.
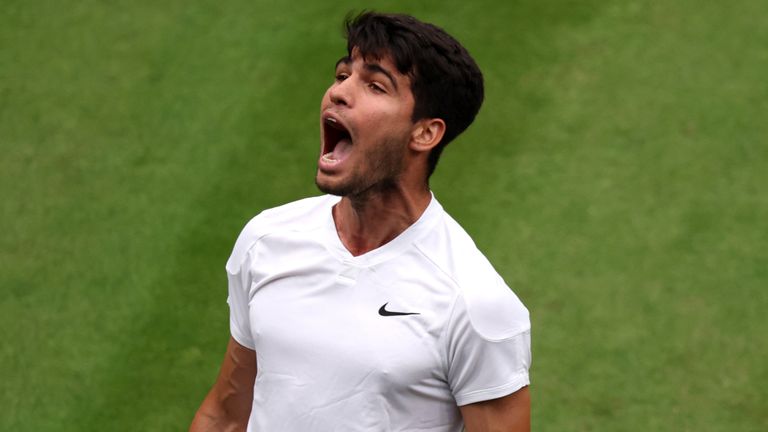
315, 136, 406, 199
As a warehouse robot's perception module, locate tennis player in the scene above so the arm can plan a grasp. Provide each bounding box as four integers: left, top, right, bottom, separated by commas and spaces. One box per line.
191, 11, 531, 432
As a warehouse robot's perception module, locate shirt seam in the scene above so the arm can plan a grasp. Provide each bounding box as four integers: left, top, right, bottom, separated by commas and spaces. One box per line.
230, 219, 327, 274
413, 242, 530, 342
413, 241, 464, 379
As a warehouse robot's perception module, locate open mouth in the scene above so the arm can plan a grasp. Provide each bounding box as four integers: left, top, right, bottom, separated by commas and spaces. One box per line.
322, 116, 353, 164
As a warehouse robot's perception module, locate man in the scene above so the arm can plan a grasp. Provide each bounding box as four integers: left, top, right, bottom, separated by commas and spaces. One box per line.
191, 12, 531, 432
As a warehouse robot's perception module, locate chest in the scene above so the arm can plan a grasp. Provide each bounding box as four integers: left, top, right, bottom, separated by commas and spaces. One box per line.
246, 256, 454, 390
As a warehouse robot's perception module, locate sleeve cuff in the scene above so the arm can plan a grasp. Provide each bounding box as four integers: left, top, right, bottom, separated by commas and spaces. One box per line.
454, 372, 530, 406
230, 322, 256, 350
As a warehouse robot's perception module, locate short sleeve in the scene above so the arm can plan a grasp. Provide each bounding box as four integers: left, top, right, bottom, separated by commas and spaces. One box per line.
446, 280, 531, 406
225, 218, 262, 351
226, 262, 255, 350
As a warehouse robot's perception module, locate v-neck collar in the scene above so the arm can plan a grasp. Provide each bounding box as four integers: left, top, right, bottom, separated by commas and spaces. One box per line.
321, 193, 443, 267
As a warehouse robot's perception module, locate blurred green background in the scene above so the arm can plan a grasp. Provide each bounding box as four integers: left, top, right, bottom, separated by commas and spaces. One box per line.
2, 0, 766, 430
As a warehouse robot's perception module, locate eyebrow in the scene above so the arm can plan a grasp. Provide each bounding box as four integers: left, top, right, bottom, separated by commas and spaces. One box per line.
334, 56, 399, 92
364, 62, 398, 91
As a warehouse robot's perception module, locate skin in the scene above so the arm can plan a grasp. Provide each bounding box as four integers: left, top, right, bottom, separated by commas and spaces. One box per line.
191, 50, 530, 432
316, 50, 446, 256
460, 387, 531, 432
190, 338, 256, 432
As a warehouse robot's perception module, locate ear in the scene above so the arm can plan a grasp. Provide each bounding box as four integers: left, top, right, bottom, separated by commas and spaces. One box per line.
409, 118, 446, 153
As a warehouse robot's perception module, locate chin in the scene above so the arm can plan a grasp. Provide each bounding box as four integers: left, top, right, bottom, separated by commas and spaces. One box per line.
315, 174, 345, 196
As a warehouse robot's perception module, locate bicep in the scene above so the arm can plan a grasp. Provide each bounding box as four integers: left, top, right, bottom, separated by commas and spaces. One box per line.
459, 386, 530, 432
191, 337, 257, 430
213, 336, 257, 407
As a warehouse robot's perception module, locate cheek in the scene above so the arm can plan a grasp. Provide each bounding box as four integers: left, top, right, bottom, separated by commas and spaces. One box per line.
375, 104, 411, 126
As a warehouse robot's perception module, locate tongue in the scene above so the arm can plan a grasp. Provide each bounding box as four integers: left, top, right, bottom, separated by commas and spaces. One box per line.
332, 138, 353, 161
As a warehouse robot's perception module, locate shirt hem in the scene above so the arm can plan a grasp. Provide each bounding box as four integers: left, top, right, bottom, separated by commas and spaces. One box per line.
230, 327, 256, 351
454, 373, 530, 406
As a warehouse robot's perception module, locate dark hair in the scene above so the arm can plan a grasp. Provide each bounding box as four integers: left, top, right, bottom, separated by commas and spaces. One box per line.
344, 12, 484, 177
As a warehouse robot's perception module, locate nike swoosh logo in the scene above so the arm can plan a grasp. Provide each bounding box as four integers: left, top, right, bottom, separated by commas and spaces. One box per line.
378, 302, 420, 317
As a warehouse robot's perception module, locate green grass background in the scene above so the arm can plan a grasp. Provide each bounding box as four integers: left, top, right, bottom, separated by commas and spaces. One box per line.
2, 0, 766, 430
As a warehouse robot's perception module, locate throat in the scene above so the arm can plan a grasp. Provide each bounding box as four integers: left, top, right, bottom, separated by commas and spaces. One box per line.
332, 193, 428, 256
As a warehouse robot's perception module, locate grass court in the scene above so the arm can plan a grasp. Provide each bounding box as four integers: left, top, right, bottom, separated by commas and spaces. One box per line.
1, 0, 767, 430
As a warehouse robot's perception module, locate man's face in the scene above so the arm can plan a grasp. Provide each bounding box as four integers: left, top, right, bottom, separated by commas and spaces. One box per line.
315, 50, 417, 197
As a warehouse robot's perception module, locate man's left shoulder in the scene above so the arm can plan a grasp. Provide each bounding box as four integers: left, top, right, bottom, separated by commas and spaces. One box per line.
433, 213, 530, 340
455, 271, 530, 341
419, 210, 507, 287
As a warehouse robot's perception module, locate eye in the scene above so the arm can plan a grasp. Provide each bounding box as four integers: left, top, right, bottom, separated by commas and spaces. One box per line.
335, 72, 349, 82
368, 82, 386, 93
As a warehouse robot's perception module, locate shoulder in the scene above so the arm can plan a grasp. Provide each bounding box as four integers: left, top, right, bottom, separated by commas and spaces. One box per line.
417, 208, 530, 340
453, 272, 530, 341
225, 194, 339, 273
251, 194, 338, 229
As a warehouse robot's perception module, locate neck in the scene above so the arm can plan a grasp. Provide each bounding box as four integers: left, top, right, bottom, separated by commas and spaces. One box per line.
333, 184, 432, 256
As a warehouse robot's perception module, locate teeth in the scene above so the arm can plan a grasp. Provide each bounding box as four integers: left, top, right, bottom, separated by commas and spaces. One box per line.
321, 152, 338, 163
325, 117, 337, 125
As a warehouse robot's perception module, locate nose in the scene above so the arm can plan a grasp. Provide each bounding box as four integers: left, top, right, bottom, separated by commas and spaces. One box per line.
328, 78, 352, 107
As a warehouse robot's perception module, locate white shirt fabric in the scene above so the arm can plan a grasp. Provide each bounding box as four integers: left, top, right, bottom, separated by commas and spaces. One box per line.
226, 194, 531, 432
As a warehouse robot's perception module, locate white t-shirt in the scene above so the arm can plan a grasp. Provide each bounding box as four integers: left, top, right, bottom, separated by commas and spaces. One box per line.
226, 194, 531, 432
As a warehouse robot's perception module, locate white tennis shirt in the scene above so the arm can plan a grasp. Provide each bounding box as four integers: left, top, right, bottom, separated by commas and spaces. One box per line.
226, 194, 531, 432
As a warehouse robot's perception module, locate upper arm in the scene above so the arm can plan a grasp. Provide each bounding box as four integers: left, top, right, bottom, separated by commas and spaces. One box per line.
447, 288, 531, 406
459, 386, 530, 432
213, 336, 258, 402
190, 337, 257, 431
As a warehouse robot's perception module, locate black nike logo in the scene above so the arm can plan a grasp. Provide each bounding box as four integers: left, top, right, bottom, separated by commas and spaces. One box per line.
378, 302, 420, 317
